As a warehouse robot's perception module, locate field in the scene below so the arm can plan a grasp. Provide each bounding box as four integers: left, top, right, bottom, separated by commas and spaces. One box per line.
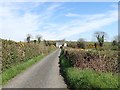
67, 41, 113, 50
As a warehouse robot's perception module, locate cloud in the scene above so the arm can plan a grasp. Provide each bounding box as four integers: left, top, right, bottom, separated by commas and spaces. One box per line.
0, 2, 42, 41
0, 2, 62, 41
53, 10, 117, 39
0, 0, 119, 2
111, 4, 118, 9
0, 2, 118, 41
65, 13, 80, 17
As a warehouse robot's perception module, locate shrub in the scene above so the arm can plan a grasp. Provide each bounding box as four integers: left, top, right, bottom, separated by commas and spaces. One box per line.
111, 45, 118, 50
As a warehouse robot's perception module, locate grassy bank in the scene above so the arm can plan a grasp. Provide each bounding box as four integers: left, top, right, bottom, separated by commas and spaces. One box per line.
1, 55, 44, 85
59, 49, 119, 89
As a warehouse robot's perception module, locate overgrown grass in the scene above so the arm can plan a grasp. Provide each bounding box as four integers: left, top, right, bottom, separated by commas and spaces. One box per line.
66, 68, 118, 89
59, 50, 119, 89
0, 55, 44, 85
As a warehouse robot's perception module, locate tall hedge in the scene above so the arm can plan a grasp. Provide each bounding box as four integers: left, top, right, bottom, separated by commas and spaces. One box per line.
2, 39, 55, 71
62, 48, 118, 73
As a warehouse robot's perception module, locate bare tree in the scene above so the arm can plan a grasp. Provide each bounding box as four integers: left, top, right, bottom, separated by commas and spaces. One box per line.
26, 34, 32, 43
33, 40, 37, 44
77, 38, 86, 49
36, 35, 42, 43
94, 31, 107, 47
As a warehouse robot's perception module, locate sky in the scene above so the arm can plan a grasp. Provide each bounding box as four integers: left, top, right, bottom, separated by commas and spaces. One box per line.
0, 2, 118, 42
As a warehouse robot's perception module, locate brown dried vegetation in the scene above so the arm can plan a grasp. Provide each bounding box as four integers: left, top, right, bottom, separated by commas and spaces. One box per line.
63, 48, 118, 73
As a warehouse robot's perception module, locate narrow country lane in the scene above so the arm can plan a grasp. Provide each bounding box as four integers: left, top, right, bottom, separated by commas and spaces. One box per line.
3, 49, 67, 88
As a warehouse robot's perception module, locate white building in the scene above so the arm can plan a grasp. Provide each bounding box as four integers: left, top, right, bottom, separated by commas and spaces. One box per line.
56, 42, 67, 48
64, 43, 67, 47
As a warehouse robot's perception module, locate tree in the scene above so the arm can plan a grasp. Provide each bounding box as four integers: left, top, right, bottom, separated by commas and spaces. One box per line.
111, 36, 118, 50
36, 35, 42, 43
77, 38, 85, 49
33, 40, 37, 44
112, 40, 117, 46
94, 32, 107, 47
26, 34, 32, 43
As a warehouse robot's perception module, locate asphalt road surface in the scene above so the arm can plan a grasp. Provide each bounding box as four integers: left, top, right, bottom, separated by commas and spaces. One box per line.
3, 49, 67, 88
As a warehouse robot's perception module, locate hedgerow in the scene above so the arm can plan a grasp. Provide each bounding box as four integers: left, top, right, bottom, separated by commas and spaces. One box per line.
59, 48, 119, 89
2, 39, 55, 71
63, 48, 118, 73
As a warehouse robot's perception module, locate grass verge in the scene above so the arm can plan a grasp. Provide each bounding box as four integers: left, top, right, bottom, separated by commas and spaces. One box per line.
66, 68, 118, 89
59, 49, 119, 89
1, 55, 44, 85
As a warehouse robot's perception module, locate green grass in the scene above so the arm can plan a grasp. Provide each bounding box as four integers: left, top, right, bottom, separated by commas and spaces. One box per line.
66, 68, 118, 89
0, 55, 44, 85
60, 52, 119, 89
